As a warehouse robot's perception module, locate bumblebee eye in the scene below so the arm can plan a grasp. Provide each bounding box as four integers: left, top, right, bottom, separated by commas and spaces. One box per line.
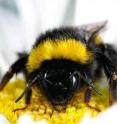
73, 75, 76, 84
44, 72, 48, 78
67, 72, 79, 90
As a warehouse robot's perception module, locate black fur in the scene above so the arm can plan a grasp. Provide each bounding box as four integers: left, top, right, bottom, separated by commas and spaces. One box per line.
34, 27, 87, 47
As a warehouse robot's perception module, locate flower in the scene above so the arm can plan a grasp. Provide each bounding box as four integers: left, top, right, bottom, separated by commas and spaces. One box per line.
0, 79, 111, 124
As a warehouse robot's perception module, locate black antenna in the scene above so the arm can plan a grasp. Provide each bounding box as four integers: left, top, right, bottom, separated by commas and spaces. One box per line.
15, 75, 40, 103
76, 71, 102, 95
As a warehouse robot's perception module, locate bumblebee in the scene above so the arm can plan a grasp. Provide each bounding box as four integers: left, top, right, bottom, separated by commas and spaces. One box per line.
0, 21, 117, 108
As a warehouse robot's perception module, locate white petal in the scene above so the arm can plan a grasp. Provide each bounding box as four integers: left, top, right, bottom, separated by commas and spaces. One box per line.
17, 114, 34, 124
18, 114, 48, 124
80, 104, 117, 124
79, 114, 93, 124
0, 114, 10, 124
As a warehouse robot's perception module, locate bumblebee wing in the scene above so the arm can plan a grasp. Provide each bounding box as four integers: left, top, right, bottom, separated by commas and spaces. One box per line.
0, 55, 28, 90
79, 20, 107, 32
78, 20, 107, 42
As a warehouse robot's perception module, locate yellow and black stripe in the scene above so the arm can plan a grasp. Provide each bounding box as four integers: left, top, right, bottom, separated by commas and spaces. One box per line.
27, 39, 94, 72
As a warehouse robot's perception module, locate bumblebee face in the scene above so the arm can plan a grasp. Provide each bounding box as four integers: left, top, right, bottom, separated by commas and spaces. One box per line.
40, 69, 79, 105
37, 60, 81, 105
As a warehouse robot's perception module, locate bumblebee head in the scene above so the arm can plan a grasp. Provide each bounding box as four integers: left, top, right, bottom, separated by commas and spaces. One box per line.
38, 60, 80, 105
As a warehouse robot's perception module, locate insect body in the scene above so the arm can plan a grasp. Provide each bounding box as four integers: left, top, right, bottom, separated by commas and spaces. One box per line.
0, 21, 117, 107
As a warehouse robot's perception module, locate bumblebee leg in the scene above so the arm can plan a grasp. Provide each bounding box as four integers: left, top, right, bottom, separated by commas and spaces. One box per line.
15, 72, 40, 103
13, 106, 27, 112
101, 44, 117, 104
13, 89, 32, 112
103, 64, 117, 104
103, 63, 117, 104
109, 72, 117, 104
0, 55, 28, 90
84, 86, 92, 103
25, 88, 32, 104
84, 87, 101, 112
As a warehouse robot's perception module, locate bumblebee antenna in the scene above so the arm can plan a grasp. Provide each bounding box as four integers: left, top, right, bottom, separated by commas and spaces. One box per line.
76, 71, 102, 95
15, 75, 40, 103
85, 81, 102, 96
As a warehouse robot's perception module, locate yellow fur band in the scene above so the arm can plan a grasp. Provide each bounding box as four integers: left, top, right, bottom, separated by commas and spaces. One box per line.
27, 39, 94, 72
